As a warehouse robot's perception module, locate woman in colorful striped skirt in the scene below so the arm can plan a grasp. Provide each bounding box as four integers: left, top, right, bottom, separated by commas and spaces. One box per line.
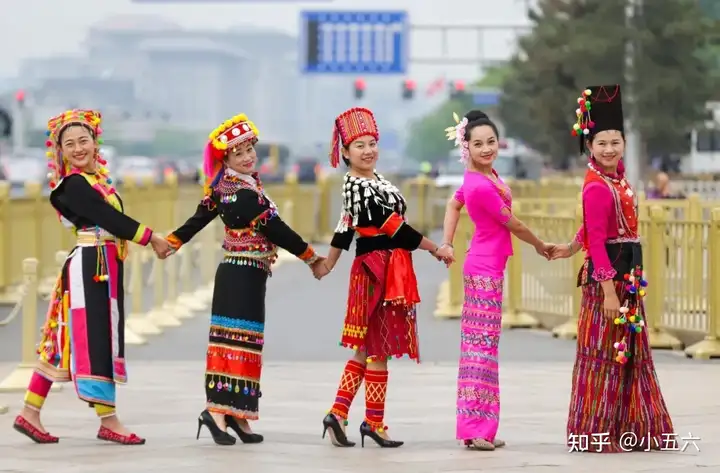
550, 85, 674, 453
438, 110, 552, 450
313, 107, 447, 449
163, 113, 325, 446
13, 109, 169, 445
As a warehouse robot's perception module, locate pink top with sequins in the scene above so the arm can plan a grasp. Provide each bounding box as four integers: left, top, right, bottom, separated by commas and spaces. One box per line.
454, 170, 513, 257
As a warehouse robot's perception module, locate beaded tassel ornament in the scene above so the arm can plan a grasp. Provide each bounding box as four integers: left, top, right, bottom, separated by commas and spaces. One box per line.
570, 89, 595, 137
613, 265, 648, 364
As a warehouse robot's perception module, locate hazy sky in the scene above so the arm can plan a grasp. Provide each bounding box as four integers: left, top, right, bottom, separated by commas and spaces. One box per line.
1, 0, 534, 79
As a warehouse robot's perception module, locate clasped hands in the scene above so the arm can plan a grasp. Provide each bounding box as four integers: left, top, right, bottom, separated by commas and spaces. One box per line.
430, 241, 575, 263
310, 256, 331, 280
536, 242, 574, 261
149, 233, 173, 260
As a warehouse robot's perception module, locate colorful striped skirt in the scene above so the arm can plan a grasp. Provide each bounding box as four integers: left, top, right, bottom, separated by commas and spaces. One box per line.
567, 281, 674, 453
206, 262, 267, 420
456, 255, 506, 441
339, 250, 420, 362
35, 243, 127, 408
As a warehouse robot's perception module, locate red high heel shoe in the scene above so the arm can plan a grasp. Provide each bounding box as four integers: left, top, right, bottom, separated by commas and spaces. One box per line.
13, 415, 59, 444
97, 426, 146, 445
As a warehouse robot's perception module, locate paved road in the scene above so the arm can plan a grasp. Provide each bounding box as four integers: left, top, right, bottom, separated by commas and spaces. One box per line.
0, 362, 716, 472
1, 242, 718, 472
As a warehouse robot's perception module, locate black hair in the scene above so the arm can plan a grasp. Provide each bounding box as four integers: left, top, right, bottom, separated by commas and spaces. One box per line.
463, 110, 499, 142
57, 123, 95, 144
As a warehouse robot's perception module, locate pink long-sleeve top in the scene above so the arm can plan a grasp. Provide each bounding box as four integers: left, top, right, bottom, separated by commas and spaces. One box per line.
574, 173, 639, 282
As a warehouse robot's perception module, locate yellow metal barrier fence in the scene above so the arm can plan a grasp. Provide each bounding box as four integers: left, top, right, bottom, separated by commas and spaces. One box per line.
1, 172, 719, 394
429, 181, 720, 360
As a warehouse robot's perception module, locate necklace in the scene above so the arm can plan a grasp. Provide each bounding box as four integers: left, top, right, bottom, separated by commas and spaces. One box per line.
587, 161, 633, 198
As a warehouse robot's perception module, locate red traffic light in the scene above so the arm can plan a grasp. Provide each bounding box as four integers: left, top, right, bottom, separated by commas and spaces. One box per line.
404, 79, 416, 90
354, 78, 366, 90
15, 89, 25, 102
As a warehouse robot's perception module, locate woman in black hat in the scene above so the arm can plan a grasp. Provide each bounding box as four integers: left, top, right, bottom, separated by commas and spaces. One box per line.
551, 85, 674, 453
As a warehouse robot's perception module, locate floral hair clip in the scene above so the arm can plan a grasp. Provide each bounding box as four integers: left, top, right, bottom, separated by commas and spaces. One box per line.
444, 112, 470, 164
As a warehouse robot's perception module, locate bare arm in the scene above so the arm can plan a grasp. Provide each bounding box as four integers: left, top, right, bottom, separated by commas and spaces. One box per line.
325, 246, 343, 270
442, 196, 463, 246
506, 214, 544, 249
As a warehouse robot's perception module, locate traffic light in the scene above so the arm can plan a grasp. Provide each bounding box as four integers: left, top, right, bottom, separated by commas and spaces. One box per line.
450, 80, 467, 100
15, 89, 25, 108
402, 79, 416, 100
354, 78, 366, 100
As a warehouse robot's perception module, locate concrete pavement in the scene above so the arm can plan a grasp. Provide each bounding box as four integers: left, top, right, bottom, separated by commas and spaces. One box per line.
1, 245, 718, 472
0, 362, 715, 472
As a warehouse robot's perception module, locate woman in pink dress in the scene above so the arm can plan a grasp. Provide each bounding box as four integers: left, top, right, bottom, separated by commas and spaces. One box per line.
437, 110, 552, 450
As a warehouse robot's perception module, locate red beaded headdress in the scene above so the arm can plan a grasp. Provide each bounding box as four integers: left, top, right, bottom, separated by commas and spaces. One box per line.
329, 107, 379, 168
203, 113, 259, 186
45, 109, 107, 189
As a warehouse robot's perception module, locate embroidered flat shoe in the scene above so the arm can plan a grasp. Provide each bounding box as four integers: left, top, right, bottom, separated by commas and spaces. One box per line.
13, 415, 59, 444
97, 426, 146, 445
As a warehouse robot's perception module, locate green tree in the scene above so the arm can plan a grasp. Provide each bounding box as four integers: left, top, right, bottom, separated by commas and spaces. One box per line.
404, 65, 508, 162
499, 0, 627, 168
499, 0, 717, 165
634, 0, 717, 156
405, 97, 474, 162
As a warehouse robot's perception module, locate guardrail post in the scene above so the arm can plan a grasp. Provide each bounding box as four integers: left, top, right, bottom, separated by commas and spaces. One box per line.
434, 210, 470, 318
195, 220, 218, 303
0, 258, 61, 392
126, 247, 162, 336
645, 205, 683, 350
685, 208, 720, 359
177, 246, 206, 311
146, 253, 181, 328
501, 236, 540, 329
163, 250, 192, 319
316, 176, 332, 243
553, 204, 584, 339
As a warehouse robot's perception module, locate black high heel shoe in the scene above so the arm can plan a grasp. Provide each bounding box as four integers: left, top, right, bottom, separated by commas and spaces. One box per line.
322, 414, 355, 447
196, 410, 236, 446
359, 421, 403, 448
225, 415, 264, 444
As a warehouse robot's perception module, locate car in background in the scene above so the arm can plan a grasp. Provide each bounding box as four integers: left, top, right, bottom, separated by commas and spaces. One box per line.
114, 156, 160, 185
292, 158, 321, 184
434, 158, 466, 189
387, 160, 423, 181
0, 156, 47, 191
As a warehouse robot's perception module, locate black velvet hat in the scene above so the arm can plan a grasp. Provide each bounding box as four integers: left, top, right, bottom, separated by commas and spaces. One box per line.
571, 84, 624, 153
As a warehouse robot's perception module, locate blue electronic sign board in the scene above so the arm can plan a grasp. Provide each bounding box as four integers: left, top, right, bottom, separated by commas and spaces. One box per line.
300, 10, 409, 74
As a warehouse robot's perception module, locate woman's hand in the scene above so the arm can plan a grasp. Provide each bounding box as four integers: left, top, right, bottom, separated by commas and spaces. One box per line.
434, 244, 455, 267
534, 241, 554, 260
311, 257, 331, 280
549, 244, 573, 260
150, 233, 171, 259
603, 292, 621, 321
